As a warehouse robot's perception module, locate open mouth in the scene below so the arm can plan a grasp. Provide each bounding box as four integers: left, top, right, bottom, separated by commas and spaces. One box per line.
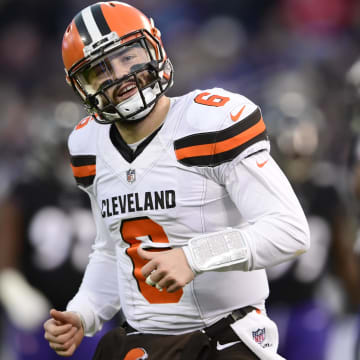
115, 82, 138, 102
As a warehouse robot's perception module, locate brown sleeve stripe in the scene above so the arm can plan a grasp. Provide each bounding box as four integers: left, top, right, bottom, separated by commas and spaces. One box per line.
175, 108, 262, 148
175, 117, 265, 160
70, 155, 96, 187
174, 108, 267, 167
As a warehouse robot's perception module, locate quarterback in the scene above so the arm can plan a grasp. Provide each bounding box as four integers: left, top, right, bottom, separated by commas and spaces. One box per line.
43, 2, 310, 359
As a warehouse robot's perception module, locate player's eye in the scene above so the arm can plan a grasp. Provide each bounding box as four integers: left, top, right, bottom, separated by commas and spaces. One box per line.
122, 54, 136, 63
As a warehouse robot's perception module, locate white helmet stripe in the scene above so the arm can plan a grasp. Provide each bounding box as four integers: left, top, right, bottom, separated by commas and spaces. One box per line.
81, 6, 103, 43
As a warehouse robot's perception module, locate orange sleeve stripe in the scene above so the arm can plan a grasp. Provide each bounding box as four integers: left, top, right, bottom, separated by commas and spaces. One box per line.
71, 164, 96, 178
175, 117, 266, 160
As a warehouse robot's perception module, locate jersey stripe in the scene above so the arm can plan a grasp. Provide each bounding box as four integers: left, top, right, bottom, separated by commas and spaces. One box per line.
177, 133, 267, 167
175, 117, 265, 159
71, 164, 96, 178
70, 155, 96, 187
174, 108, 267, 167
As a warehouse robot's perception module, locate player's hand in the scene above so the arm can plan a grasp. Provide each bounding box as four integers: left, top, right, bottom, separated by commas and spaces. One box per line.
138, 247, 195, 292
43, 309, 84, 357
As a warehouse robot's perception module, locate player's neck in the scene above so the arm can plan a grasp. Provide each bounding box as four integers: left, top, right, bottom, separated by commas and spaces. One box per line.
114, 96, 170, 144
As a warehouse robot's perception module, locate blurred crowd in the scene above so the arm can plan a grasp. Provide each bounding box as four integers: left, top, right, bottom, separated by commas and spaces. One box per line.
0, 0, 360, 359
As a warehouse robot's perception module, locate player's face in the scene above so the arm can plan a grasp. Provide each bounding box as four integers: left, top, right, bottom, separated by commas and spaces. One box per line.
79, 44, 153, 105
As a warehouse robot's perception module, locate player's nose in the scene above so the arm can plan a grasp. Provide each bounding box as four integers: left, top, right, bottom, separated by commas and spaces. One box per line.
111, 61, 131, 79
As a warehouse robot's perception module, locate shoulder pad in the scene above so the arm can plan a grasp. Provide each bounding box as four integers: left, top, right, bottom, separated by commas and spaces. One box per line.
68, 116, 98, 188
174, 88, 268, 167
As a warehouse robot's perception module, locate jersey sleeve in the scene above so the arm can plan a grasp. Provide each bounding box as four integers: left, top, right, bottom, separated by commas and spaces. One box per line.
177, 90, 309, 273
67, 116, 98, 189
183, 151, 310, 273
66, 117, 120, 336
173, 88, 269, 167
66, 189, 121, 336
224, 151, 310, 270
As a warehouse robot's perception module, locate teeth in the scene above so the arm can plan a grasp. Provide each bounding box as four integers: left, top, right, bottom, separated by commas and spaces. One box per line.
120, 85, 136, 95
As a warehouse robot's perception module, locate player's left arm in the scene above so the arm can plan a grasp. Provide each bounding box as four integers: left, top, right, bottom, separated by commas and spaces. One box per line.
180, 91, 309, 274
183, 149, 310, 274
138, 152, 307, 292
139, 91, 309, 290
139, 158, 309, 290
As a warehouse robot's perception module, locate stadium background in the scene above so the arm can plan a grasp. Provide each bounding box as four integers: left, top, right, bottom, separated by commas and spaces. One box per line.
0, 0, 359, 359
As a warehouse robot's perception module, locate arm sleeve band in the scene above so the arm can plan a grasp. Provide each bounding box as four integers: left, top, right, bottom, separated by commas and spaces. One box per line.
183, 229, 249, 273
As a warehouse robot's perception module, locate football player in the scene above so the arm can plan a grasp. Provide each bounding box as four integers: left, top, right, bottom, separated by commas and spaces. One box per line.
43, 2, 310, 359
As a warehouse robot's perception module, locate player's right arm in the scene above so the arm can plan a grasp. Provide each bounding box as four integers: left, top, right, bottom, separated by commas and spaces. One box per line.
43, 309, 84, 357
67, 118, 121, 334
43, 191, 120, 355
44, 118, 120, 355
65, 191, 121, 335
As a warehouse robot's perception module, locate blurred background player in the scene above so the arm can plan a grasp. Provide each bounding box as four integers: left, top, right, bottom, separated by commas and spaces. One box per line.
263, 60, 360, 359
0, 104, 118, 360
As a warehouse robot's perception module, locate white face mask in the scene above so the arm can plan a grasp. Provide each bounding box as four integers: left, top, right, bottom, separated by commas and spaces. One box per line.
105, 82, 161, 121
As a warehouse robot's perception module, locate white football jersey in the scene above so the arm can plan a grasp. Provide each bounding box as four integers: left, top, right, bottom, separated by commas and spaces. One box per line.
66, 88, 309, 335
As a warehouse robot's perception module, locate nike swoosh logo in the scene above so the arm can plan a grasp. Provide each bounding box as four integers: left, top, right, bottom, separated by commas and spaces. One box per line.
216, 340, 241, 351
256, 159, 268, 168
230, 105, 245, 121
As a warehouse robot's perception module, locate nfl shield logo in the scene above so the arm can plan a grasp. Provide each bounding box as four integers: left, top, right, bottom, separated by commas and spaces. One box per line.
126, 169, 136, 183
252, 328, 265, 344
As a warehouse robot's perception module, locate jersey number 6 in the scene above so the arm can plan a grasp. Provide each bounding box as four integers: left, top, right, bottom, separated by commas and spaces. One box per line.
120, 217, 183, 304
194, 92, 230, 107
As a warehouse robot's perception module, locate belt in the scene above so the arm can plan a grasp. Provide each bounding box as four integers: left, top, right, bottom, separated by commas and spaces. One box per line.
122, 306, 256, 337
202, 306, 256, 340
